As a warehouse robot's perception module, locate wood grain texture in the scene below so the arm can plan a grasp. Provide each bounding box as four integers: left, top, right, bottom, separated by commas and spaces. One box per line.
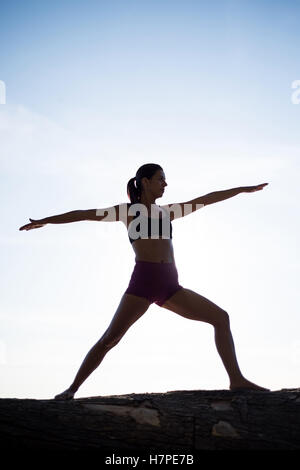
1, 388, 300, 451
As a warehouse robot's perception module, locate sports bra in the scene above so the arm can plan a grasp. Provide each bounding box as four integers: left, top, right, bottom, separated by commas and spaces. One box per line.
127, 203, 173, 244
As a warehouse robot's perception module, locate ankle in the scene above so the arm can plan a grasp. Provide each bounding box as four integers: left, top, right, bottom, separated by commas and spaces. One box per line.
229, 375, 246, 388
69, 384, 78, 394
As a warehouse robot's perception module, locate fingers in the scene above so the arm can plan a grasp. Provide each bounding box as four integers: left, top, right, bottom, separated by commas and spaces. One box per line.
19, 217, 43, 231
19, 223, 43, 231
244, 183, 269, 193
255, 183, 268, 191
19, 224, 29, 231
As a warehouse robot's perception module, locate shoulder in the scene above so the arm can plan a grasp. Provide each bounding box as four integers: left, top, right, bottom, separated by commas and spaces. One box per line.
115, 202, 130, 223
159, 202, 205, 220
158, 204, 176, 221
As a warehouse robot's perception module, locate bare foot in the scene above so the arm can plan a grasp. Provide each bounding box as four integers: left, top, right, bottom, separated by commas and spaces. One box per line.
230, 379, 270, 392
54, 388, 75, 400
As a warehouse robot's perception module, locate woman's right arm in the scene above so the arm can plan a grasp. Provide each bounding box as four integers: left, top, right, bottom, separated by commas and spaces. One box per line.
19, 204, 128, 231
19, 210, 85, 231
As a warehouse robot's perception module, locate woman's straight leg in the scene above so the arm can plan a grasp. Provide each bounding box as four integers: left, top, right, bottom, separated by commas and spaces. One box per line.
55, 293, 151, 399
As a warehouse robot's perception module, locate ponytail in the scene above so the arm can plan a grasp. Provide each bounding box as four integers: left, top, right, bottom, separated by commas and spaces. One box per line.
127, 177, 141, 204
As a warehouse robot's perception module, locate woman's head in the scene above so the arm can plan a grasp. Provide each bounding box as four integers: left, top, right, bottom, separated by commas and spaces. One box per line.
127, 163, 166, 203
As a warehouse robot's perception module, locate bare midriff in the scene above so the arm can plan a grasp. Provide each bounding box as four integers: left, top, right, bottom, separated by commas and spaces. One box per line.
125, 209, 175, 263
131, 238, 175, 263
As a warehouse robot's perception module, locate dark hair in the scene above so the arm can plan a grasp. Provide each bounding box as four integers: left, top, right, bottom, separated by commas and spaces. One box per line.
127, 163, 163, 203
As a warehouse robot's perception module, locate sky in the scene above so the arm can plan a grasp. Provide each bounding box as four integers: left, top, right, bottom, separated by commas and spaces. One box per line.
1, 0, 300, 399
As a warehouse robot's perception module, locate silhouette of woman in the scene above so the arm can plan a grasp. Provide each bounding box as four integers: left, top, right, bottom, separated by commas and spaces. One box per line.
19, 163, 270, 400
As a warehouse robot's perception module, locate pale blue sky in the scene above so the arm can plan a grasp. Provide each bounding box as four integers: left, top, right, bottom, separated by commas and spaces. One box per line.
1, 0, 300, 399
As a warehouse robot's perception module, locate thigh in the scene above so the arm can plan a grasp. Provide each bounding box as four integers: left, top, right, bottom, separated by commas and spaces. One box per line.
104, 293, 151, 342
160, 287, 227, 326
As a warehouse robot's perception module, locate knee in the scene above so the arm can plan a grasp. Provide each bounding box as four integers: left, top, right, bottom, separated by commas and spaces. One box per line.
214, 309, 230, 329
100, 331, 122, 350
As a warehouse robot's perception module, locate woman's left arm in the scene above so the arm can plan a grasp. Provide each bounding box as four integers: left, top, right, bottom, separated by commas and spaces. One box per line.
162, 183, 269, 220
198, 183, 268, 206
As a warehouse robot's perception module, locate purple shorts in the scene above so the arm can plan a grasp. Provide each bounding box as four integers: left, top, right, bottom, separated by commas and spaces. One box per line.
125, 260, 183, 306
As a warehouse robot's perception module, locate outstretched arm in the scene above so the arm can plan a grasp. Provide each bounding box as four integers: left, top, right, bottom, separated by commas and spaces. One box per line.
19, 210, 86, 231
163, 183, 268, 220
197, 183, 268, 206
19, 204, 125, 231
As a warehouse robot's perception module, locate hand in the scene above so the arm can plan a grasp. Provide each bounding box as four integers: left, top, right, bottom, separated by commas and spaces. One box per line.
243, 183, 268, 193
19, 218, 47, 231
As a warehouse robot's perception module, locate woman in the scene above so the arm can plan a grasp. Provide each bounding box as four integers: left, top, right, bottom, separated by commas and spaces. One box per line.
19, 163, 269, 399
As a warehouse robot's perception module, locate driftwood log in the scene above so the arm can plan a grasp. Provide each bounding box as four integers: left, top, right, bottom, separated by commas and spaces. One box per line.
0, 388, 300, 454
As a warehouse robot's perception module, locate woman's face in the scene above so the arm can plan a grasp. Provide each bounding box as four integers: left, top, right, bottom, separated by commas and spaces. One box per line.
144, 169, 167, 198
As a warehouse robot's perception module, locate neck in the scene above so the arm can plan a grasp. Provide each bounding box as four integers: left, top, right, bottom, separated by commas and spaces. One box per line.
139, 192, 156, 210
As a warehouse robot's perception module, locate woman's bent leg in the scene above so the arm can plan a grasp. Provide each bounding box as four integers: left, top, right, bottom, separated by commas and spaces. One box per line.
160, 287, 269, 391
54, 293, 151, 400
